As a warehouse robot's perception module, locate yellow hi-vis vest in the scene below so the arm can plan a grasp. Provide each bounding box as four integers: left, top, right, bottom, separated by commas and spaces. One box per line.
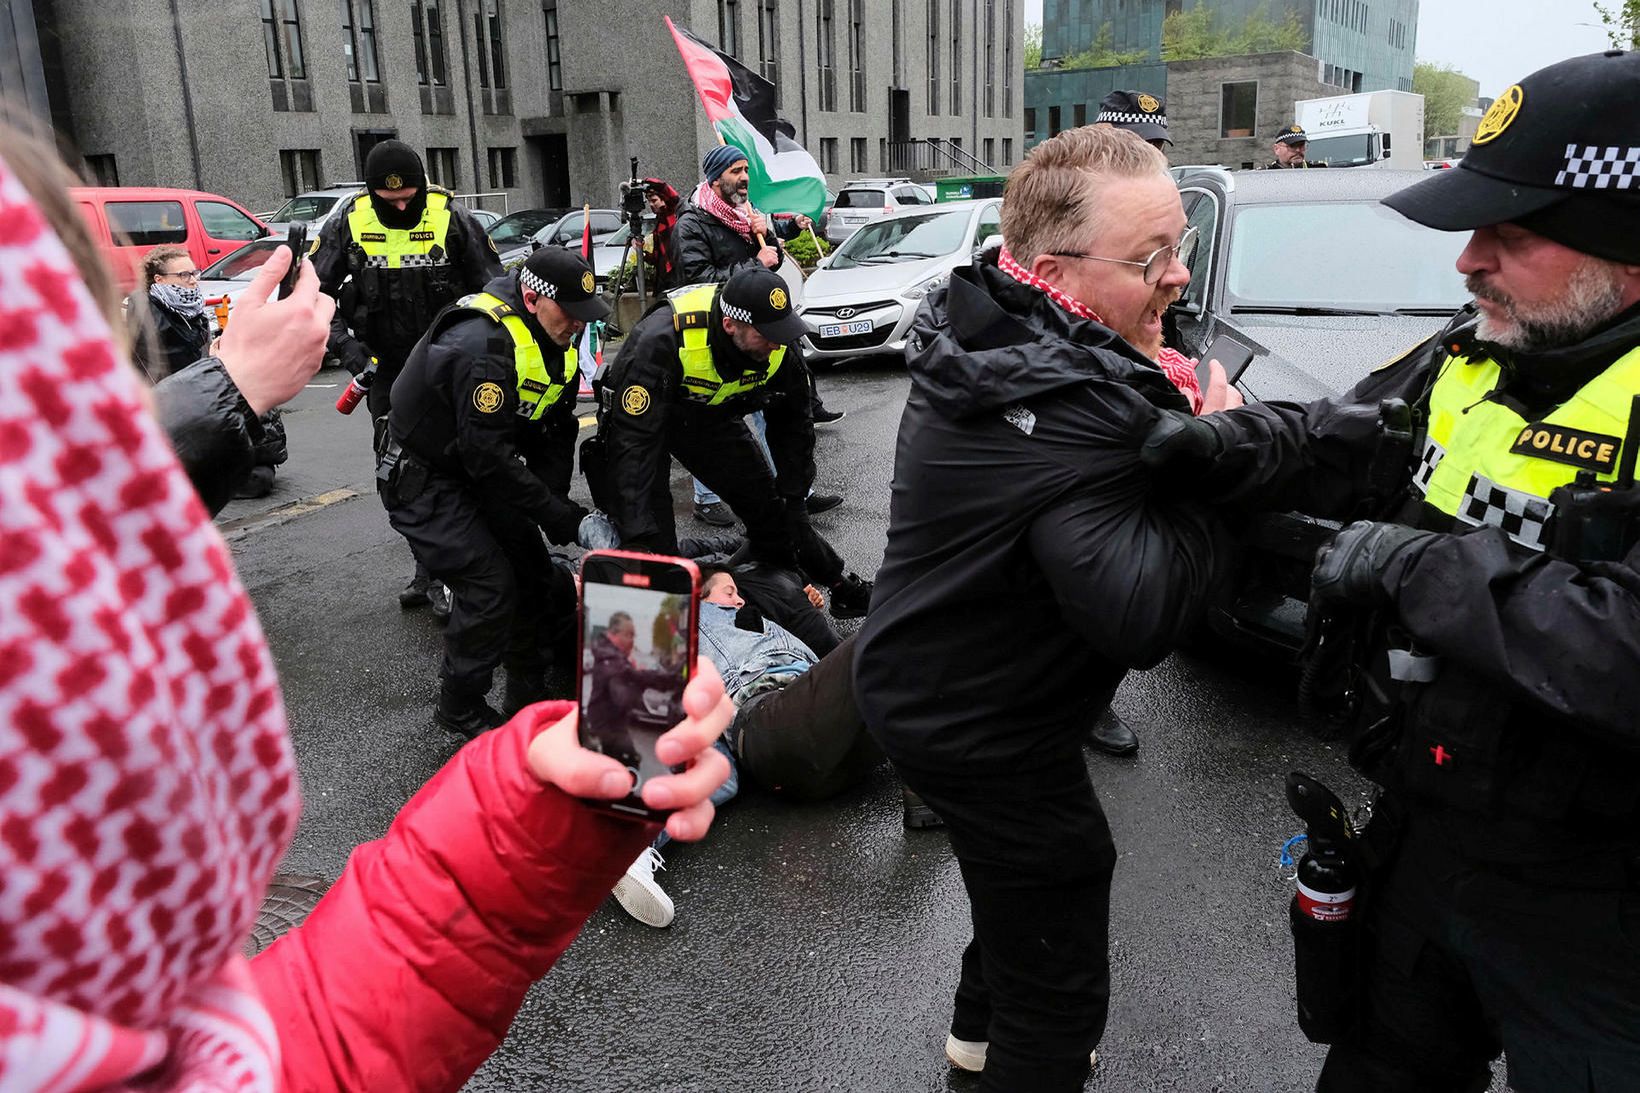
667, 283, 787, 406
1414, 344, 1640, 552
452, 292, 578, 422
346, 190, 454, 269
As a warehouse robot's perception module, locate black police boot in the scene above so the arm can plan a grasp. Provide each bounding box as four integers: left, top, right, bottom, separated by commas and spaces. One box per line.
807, 493, 844, 515
1089, 706, 1139, 757
828, 572, 873, 620
399, 572, 430, 609
428, 582, 453, 620
903, 787, 944, 829
502, 670, 549, 718
434, 685, 505, 739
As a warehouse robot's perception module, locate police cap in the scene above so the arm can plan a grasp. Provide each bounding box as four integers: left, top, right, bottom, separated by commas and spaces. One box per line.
1273, 124, 1309, 146
1095, 90, 1171, 145
719, 268, 806, 345
519, 247, 610, 322
1383, 50, 1640, 263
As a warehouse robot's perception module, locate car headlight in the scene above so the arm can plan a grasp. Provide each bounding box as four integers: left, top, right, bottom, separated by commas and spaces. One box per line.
902, 272, 947, 301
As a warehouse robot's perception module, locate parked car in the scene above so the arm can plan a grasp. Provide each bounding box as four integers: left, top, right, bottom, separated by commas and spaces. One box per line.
259, 184, 366, 235
821, 178, 938, 245
466, 206, 502, 230
74, 186, 271, 294
194, 236, 291, 335
799, 199, 1003, 364
495, 208, 624, 267
487, 207, 573, 249
1166, 166, 1471, 652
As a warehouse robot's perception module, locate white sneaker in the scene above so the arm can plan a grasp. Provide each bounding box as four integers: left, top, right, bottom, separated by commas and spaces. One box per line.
612, 847, 674, 928
943, 1034, 1097, 1073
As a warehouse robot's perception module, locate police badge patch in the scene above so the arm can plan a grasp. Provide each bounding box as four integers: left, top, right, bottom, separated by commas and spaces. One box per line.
473, 382, 505, 413
621, 386, 652, 415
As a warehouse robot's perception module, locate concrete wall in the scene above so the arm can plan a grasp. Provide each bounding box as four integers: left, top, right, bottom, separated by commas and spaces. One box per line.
1166, 50, 1330, 168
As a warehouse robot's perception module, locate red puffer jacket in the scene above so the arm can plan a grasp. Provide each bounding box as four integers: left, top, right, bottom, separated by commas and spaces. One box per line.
251, 702, 654, 1092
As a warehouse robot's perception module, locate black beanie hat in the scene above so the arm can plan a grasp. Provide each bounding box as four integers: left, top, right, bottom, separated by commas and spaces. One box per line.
364, 140, 426, 192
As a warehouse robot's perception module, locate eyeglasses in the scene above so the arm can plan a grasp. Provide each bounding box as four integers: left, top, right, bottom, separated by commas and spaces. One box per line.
163, 268, 202, 281
1049, 225, 1199, 285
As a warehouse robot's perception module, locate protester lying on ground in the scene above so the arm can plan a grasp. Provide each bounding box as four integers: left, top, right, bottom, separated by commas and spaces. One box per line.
0, 135, 734, 1093
612, 568, 881, 928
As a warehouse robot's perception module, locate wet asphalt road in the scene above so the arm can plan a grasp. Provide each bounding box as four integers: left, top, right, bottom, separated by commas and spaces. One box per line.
224, 360, 1435, 1093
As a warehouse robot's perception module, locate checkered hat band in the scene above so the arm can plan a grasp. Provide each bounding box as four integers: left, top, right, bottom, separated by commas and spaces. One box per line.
721, 301, 754, 323
1456, 471, 1554, 552
1555, 144, 1640, 190
520, 268, 557, 298
1096, 110, 1167, 128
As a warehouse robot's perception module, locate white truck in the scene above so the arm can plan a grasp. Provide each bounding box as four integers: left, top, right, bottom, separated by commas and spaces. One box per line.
1293, 90, 1425, 170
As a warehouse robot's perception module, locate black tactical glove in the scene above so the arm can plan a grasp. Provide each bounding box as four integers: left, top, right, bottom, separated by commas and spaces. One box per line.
1311, 520, 1437, 607
543, 500, 591, 546
1139, 408, 1224, 473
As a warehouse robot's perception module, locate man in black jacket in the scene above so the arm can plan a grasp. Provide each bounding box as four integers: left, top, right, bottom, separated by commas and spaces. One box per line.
1146, 52, 1640, 1092
853, 126, 1237, 1091
591, 267, 871, 620
384, 248, 603, 737
313, 141, 502, 610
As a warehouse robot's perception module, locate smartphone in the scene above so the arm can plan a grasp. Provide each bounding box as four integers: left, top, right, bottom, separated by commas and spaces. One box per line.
576, 550, 701, 820
277, 224, 309, 300
1196, 332, 1257, 390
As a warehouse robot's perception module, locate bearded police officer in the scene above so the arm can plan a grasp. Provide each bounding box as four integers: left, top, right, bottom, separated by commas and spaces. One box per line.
590, 266, 872, 619
383, 248, 604, 737
1147, 51, 1640, 1091
1265, 123, 1324, 168
314, 140, 502, 611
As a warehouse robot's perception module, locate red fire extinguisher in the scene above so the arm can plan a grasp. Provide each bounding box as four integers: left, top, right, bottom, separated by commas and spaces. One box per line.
336, 357, 378, 415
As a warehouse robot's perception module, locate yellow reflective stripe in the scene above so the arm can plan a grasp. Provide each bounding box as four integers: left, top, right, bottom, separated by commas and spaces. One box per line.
346, 191, 454, 269
455, 291, 576, 421
668, 284, 787, 406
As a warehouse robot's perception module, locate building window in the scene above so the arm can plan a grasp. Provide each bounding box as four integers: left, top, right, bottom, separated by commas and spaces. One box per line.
280, 0, 306, 78
413, 0, 448, 86
847, 0, 866, 112
474, 0, 506, 89
279, 149, 322, 196
1002, 0, 1012, 117
1023, 106, 1035, 140
260, 0, 307, 79
488, 146, 517, 188
543, 1, 562, 91
926, 0, 940, 115
84, 154, 119, 186
261, 0, 283, 77
983, 136, 994, 166
758, 0, 779, 96
427, 146, 459, 188
850, 136, 867, 172
1048, 105, 1061, 136
1220, 81, 1257, 138
983, 0, 995, 117
816, 0, 836, 111
1073, 102, 1086, 127
1001, 137, 1013, 164
949, 0, 960, 115
342, 0, 381, 82
718, 0, 740, 55
820, 137, 838, 173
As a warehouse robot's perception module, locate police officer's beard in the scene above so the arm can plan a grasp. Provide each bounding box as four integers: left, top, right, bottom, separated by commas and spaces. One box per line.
1467, 259, 1627, 354
371, 189, 428, 229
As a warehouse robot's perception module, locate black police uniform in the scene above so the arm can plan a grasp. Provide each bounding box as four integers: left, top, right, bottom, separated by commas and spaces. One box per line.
384, 259, 594, 729
591, 277, 846, 586
1150, 51, 1640, 1093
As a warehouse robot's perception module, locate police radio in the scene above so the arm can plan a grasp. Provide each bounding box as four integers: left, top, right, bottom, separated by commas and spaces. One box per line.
1547, 395, 1640, 563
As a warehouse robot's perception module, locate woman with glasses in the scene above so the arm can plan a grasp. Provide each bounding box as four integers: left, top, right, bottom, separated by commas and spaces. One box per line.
128, 243, 211, 382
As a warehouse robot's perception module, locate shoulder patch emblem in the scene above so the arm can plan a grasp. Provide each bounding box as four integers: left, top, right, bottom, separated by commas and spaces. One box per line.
621, 385, 652, 416
473, 382, 505, 413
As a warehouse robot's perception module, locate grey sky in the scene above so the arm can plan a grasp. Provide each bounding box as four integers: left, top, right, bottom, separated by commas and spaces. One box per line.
1020, 1, 1618, 97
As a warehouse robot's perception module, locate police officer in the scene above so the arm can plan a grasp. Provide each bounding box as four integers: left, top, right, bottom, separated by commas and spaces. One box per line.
314, 140, 502, 610
1147, 51, 1640, 1091
384, 248, 604, 737
591, 266, 872, 619
1265, 123, 1324, 168
1094, 89, 1172, 153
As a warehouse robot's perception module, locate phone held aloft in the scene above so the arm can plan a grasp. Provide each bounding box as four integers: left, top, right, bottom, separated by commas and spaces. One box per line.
277, 224, 308, 300
576, 550, 701, 821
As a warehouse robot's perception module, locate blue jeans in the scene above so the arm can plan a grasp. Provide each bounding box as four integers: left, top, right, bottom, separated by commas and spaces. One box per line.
651, 739, 739, 851
694, 412, 774, 505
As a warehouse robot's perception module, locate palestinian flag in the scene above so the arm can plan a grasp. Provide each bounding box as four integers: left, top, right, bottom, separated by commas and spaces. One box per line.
664, 17, 828, 222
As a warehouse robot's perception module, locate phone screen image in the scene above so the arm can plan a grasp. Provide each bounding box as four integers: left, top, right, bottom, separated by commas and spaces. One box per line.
577, 552, 699, 819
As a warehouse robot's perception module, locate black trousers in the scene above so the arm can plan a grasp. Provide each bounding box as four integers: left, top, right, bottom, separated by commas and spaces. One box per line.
731, 633, 882, 800
898, 753, 1117, 1092
384, 471, 576, 697
651, 411, 845, 586
1318, 811, 1640, 1093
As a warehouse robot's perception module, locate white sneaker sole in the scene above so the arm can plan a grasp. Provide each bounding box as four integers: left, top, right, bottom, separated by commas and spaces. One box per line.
612, 874, 674, 928
943, 1035, 1097, 1073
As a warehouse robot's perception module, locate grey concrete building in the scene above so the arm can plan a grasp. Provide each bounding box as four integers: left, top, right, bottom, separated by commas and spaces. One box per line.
1167, 50, 1331, 167
21, 0, 1023, 215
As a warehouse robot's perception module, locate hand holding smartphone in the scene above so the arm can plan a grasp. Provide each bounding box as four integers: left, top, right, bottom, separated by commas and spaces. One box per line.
1195, 332, 1257, 391
576, 550, 701, 821
277, 224, 309, 300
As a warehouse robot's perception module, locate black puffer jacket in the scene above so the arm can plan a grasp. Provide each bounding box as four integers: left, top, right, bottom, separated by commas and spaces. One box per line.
671, 198, 794, 286
150, 357, 262, 516
853, 255, 1228, 774
127, 293, 212, 382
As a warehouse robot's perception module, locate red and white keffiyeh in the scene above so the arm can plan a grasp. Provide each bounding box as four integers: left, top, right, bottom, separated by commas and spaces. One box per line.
692, 180, 756, 243
0, 158, 299, 1089
997, 247, 1204, 413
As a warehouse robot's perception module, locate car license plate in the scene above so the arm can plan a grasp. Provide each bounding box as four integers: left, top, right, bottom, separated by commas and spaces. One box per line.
844, 215, 867, 223
818, 319, 873, 338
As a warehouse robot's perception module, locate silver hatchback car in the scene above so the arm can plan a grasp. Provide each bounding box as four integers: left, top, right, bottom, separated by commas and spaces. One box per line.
822, 178, 938, 245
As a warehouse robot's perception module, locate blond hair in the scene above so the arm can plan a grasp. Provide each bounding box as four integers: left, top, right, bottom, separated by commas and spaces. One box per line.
141, 244, 192, 288
1001, 126, 1170, 264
